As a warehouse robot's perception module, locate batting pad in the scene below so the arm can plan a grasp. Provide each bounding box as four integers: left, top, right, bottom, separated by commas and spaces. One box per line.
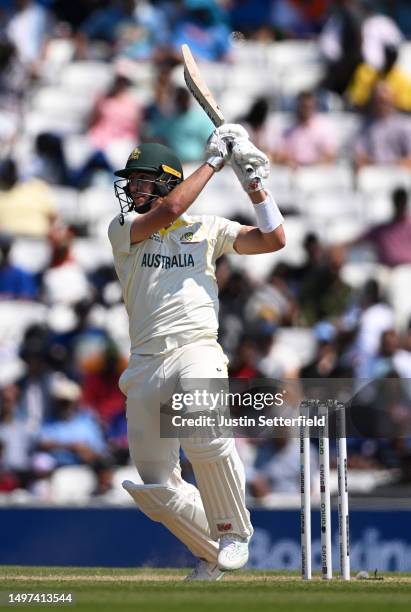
122, 479, 218, 563
182, 441, 253, 541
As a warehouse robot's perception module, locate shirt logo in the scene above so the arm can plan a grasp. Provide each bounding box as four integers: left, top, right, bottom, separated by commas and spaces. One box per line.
149, 232, 162, 243
141, 253, 195, 269
217, 522, 232, 532
180, 231, 194, 243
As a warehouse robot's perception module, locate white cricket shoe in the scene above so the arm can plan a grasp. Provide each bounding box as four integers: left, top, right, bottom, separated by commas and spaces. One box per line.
218, 534, 249, 570
184, 560, 225, 581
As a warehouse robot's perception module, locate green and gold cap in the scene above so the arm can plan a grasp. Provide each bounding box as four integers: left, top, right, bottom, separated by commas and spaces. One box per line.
114, 143, 183, 180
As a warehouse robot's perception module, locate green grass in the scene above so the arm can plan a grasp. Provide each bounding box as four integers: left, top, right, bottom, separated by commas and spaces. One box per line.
1, 567, 411, 612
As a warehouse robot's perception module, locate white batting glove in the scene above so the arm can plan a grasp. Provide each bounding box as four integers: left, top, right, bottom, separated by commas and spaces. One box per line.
230, 138, 270, 192
205, 128, 230, 171
205, 124, 250, 171
215, 123, 250, 143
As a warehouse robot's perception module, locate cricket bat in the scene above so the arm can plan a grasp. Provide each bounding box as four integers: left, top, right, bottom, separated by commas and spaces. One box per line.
182, 43, 254, 175
182, 43, 225, 128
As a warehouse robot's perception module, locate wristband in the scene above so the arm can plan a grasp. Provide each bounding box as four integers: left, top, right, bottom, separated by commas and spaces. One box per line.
206, 156, 224, 171
253, 191, 284, 233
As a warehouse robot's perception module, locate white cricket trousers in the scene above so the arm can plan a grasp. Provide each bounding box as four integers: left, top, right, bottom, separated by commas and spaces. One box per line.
119, 339, 253, 547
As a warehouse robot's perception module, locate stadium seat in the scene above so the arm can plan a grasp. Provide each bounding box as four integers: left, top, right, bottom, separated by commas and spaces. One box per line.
10, 238, 51, 273
40, 38, 76, 85
59, 61, 114, 95
398, 42, 411, 77
340, 262, 391, 289
78, 186, 118, 224
387, 265, 411, 328
31, 86, 93, 124
49, 466, 96, 504
51, 187, 80, 224
293, 164, 354, 195
301, 189, 362, 225
72, 237, 113, 272
63, 135, 95, 169
0, 302, 47, 350
357, 166, 411, 194
365, 192, 393, 224
275, 327, 316, 366
326, 112, 361, 157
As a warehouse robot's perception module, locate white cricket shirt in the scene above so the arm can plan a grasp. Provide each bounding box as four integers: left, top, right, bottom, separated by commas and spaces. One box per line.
108, 212, 241, 355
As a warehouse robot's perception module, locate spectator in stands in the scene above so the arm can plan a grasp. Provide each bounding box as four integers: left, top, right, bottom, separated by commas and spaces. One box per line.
77, 0, 136, 59
87, 73, 142, 153
229, 0, 274, 39
300, 321, 340, 378
172, 0, 231, 62
351, 278, 395, 379
271, 0, 328, 37
37, 373, 106, 467
353, 187, 411, 267
229, 327, 274, 379
371, 329, 411, 381
0, 440, 19, 492
239, 97, 280, 159
273, 91, 337, 167
353, 82, 411, 170
287, 232, 324, 296
116, 0, 171, 61
0, 378, 35, 487
41, 223, 90, 305
5, 0, 53, 76
348, 45, 411, 112
25, 132, 71, 186
248, 435, 318, 497
106, 409, 129, 465
218, 264, 253, 359
81, 337, 127, 426
0, 40, 26, 146
245, 263, 298, 327
319, 0, 364, 95
18, 325, 55, 432
144, 86, 213, 162
360, 0, 403, 72
299, 245, 352, 325
0, 231, 37, 300
385, 0, 411, 39
0, 158, 57, 238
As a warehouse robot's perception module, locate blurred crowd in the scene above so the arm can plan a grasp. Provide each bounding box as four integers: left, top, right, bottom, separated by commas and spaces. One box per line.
1, 0, 411, 505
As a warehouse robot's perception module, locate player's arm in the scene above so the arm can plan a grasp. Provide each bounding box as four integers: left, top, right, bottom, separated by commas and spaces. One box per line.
130, 128, 229, 244
234, 189, 286, 254
130, 163, 215, 244
229, 137, 286, 254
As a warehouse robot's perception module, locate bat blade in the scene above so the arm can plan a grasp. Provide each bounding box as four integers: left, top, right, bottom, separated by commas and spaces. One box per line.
182, 43, 225, 127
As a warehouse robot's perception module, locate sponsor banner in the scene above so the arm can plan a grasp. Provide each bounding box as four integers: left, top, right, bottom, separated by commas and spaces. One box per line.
1, 508, 411, 571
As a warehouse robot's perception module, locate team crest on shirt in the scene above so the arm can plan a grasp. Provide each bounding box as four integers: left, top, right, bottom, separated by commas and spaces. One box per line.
180, 231, 194, 243
149, 231, 162, 243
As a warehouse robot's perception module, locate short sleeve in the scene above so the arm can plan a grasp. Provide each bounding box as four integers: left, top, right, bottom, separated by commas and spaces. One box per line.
206, 216, 242, 260
108, 213, 136, 254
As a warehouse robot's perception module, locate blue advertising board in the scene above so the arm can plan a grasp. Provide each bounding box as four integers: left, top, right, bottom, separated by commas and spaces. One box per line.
1, 508, 410, 572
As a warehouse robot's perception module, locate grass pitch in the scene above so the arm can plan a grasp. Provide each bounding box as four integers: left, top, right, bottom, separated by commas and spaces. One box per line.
1, 567, 411, 612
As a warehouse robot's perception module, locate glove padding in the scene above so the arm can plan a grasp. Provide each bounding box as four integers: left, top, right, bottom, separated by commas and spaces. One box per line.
205, 124, 250, 171
230, 138, 270, 192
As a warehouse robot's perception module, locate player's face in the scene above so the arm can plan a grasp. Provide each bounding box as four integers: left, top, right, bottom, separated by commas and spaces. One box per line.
128, 171, 157, 207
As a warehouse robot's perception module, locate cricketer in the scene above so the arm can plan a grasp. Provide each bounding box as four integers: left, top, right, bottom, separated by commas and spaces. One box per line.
108, 124, 285, 580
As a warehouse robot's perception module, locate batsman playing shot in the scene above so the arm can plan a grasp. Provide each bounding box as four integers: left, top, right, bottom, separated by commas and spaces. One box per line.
108, 125, 285, 581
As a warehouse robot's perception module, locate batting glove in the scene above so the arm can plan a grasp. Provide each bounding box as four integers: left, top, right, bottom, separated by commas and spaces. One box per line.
205, 128, 230, 171
230, 138, 270, 192
205, 124, 250, 171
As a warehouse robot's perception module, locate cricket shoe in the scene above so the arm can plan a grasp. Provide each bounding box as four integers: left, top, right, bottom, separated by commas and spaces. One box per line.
184, 560, 225, 581
218, 534, 249, 570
